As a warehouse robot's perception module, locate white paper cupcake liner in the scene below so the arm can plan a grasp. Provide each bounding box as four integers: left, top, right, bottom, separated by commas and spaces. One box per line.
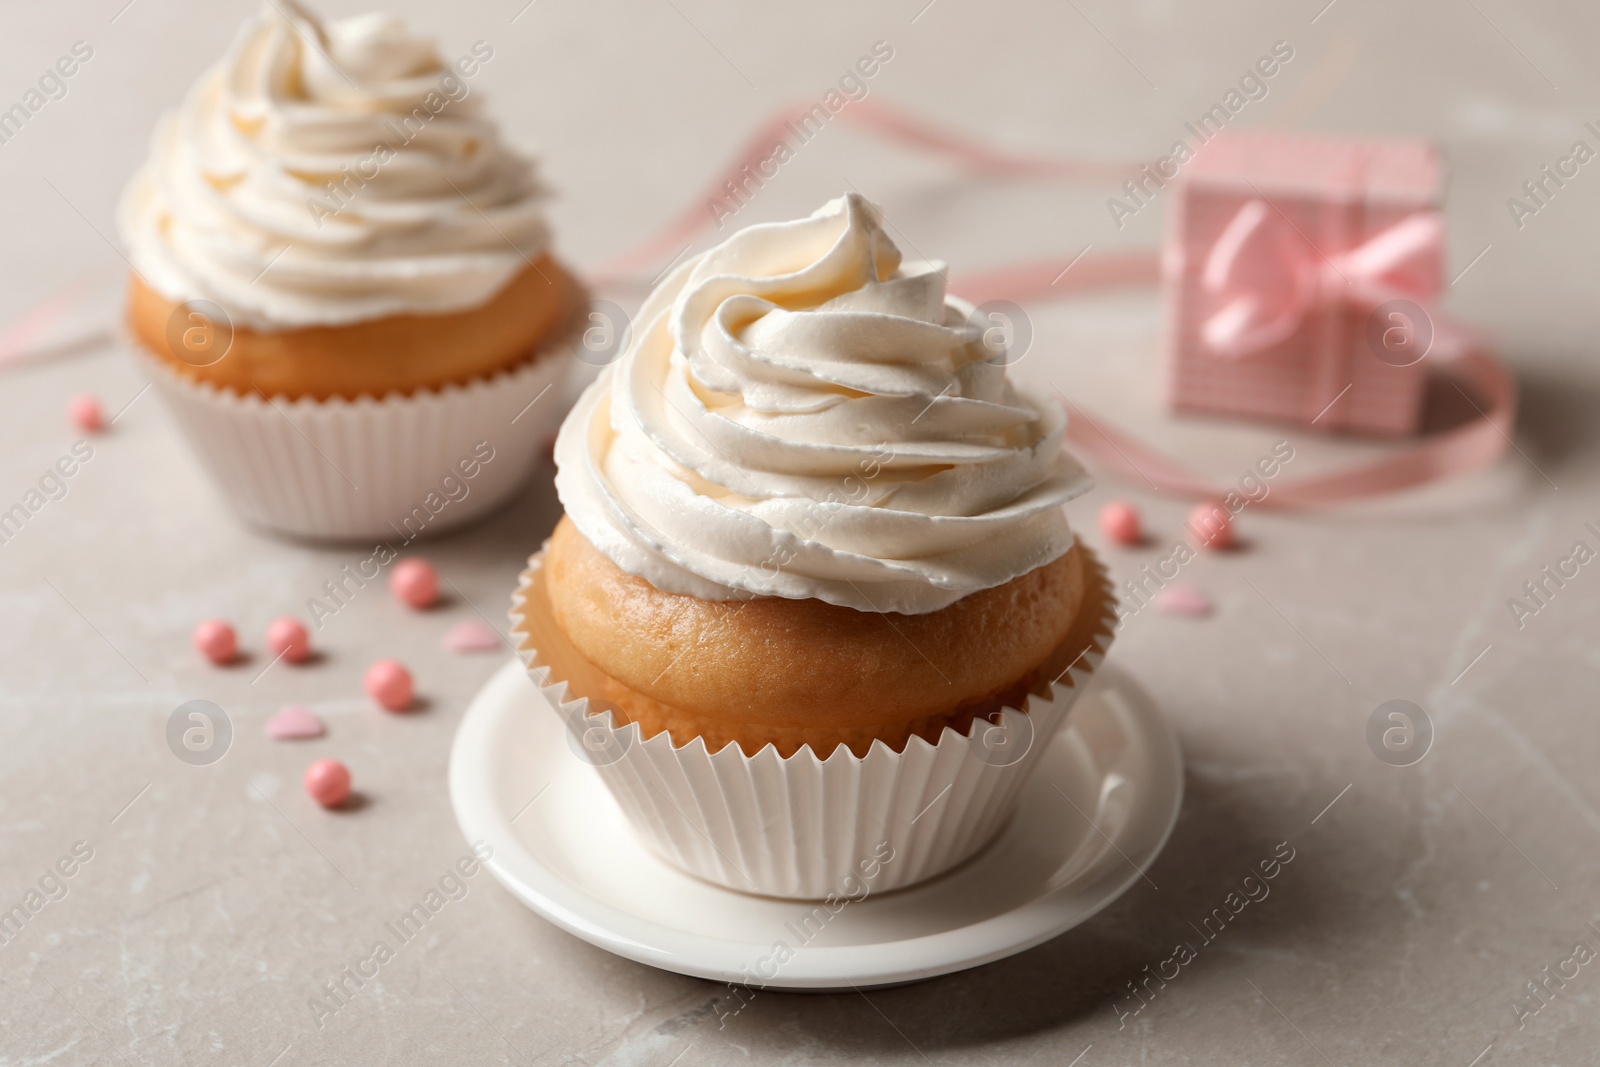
140, 347, 572, 541
510, 548, 1116, 900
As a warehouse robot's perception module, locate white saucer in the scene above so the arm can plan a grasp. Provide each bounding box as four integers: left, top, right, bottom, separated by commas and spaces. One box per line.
449, 659, 1183, 991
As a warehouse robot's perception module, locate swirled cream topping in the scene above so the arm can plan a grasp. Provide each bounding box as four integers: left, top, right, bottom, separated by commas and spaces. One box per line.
554, 193, 1091, 614
118, 0, 549, 330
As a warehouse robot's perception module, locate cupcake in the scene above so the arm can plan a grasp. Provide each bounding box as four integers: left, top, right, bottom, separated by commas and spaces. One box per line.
512, 193, 1114, 899
119, 1, 579, 539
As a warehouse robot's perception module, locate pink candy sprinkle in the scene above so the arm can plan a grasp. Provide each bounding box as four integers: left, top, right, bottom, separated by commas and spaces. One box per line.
1099, 500, 1143, 545
365, 660, 414, 712
193, 619, 237, 665
266, 704, 325, 740
390, 559, 439, 609
1155, 583, 1215, 618
445, 620, 501, 654
1188, 501, 1235, 550
304, 759, 352, 808
67, 394, 104, 433
266, 617, 311, 663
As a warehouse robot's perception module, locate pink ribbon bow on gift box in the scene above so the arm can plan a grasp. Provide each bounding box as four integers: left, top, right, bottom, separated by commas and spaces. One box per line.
1200, 199, 1449, 359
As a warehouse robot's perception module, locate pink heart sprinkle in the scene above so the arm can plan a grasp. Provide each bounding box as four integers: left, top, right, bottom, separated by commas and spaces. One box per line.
266, 704, 325, 740
445, 620, 503, 654
1155, 583, 1215, 618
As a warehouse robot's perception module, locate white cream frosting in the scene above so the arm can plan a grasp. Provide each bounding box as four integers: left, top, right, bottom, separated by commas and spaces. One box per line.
118, 1, 549, 330
554, 193, 1091, 615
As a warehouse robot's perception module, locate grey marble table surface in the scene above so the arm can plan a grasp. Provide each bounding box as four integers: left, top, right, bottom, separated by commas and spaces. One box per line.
3, 0, 1599, 1064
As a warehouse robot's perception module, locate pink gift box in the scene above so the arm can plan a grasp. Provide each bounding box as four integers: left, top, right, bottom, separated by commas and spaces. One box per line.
1164, 130, 1444, 437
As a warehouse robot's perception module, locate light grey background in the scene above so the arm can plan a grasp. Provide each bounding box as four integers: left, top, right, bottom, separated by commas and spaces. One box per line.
2, 0, 1598, 1064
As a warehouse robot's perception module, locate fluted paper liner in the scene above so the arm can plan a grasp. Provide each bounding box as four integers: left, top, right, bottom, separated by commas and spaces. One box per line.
509, 546, 1116, 900
139, 346, 572, 541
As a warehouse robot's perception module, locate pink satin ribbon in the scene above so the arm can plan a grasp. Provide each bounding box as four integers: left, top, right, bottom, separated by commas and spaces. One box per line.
588, 100, 1141, 285
1200, 200, 1450, 359
0, 274, 108, 368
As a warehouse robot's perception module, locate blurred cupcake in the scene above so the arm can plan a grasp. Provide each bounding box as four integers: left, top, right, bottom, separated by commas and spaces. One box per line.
512, 193, 1115, 899
119, 1, 579, 539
